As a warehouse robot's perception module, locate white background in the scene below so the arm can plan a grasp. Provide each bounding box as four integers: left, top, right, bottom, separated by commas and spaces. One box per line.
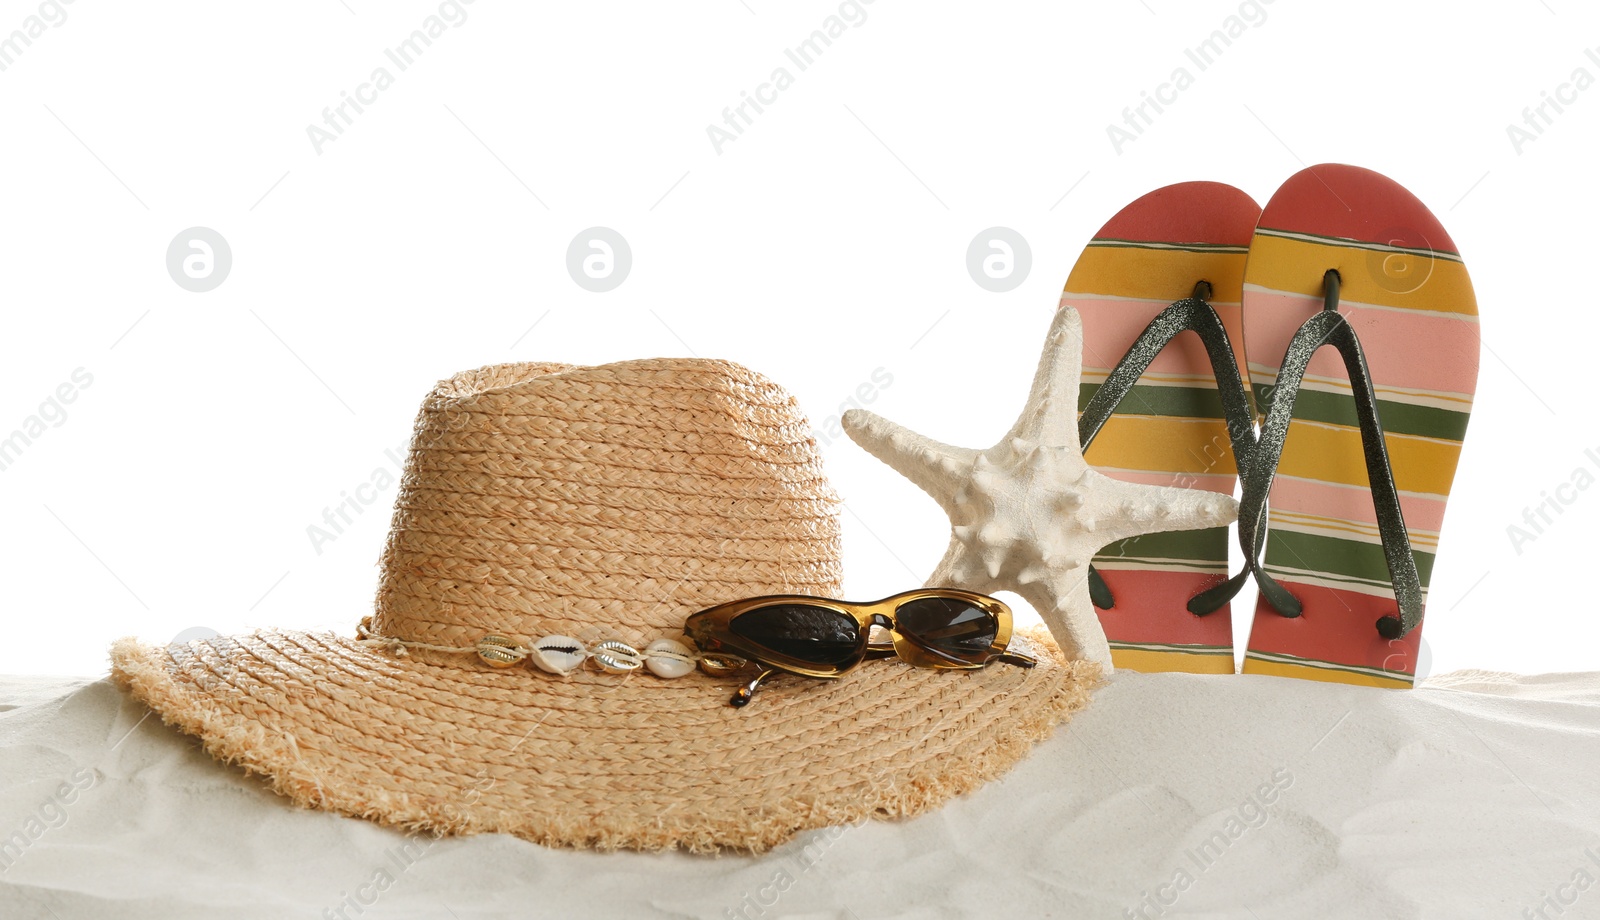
1, 0, 1594, 678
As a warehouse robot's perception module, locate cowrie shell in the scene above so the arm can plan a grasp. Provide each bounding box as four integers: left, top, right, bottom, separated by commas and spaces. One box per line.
698, 654, 746, 677
591, 640, 644, 674
475, 634, 524, 668
530, 635, 587, 675
644, 639, 696, 679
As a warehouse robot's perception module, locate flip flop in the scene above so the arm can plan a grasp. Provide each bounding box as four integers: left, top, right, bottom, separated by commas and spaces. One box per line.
1237, 164, 1479, 688
1061, 182, 1261, 674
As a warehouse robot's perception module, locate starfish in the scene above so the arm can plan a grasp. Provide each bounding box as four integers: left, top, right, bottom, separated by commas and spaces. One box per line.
842, 307, 1239, 670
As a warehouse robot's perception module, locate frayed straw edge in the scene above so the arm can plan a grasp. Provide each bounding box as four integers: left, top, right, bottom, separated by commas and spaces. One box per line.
108, 632, 1102, 855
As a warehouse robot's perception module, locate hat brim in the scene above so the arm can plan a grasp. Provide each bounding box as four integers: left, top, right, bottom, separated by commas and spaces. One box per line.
110, 626, 1098, 853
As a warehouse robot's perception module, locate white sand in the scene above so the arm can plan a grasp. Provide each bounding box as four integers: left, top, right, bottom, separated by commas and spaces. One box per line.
2, 669, 1598, 919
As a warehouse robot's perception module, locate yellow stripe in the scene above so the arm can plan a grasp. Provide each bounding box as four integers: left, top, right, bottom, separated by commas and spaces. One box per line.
1094, 559, 1228, 574
1242, 656, 1412, 689
1113, 647, 1235, 675
1087, 415, 1240, 476
1080, 370, 1220, 387
1247, 368, 1476, 410
1256, 563, 1435, 602
1268, 510, 1441, 550
1245, 234, 1477, 317
1371, 384, 1476, 409
1275, 420, 1461, 495
1270, 517, 1434, 548
1064, 247, 1249, 303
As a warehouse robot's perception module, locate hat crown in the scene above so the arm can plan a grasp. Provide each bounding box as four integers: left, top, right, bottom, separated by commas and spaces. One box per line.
370, 359, 842, 654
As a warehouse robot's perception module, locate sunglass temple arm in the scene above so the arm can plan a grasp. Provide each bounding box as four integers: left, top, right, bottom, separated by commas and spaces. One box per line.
730, 666, 778, 708
998, 651, 1036, 668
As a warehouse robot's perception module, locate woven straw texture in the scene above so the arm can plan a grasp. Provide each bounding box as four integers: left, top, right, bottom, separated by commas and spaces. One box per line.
111, 358, 1100, 852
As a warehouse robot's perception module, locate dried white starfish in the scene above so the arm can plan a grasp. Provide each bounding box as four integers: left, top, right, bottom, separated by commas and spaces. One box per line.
842, 307, 1239, 669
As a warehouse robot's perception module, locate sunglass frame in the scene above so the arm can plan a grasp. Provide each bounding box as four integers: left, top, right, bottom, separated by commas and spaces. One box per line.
683, 587, 1028, 680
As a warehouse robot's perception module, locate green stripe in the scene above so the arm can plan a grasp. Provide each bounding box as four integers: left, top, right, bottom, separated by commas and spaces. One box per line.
1252, 382, 1469, 442
1098, 558, 1226, 572
1087, 238, 1249, 253
1094, 527, 1228, 565
1263, 529, 1437, 591
1080, 382, 1227, 420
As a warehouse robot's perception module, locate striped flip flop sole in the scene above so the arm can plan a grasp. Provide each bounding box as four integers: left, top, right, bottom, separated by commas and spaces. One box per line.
1240, 165, 1479, 688
1062, 182, 1261, 674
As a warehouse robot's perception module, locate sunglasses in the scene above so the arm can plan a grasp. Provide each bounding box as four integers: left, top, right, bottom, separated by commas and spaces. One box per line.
683, 588, 1036, 707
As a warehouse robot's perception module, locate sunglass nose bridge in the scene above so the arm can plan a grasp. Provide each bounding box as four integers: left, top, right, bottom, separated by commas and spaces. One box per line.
869, 612, 895, 630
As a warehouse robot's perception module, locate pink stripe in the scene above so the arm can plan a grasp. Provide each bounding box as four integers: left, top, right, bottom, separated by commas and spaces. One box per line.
1094, 469, 1237, 495
1066, 297, 1245, 378
1267, 475, 1448, 532
1243, 290, 1479, 396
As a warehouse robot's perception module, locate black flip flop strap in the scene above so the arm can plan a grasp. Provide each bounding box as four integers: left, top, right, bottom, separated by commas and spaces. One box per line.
1237, 290, 1423, 640
1078, 296, 1259, 612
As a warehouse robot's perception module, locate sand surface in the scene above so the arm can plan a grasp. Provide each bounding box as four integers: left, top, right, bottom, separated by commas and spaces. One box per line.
3, 669, 1598, 919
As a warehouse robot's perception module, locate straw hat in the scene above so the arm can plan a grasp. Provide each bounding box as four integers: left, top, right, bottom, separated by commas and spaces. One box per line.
110, 358, 1098, 853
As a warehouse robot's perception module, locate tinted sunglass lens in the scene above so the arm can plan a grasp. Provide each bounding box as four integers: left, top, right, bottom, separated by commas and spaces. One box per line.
895, 597, 997, 661
729, 605, 861, 666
